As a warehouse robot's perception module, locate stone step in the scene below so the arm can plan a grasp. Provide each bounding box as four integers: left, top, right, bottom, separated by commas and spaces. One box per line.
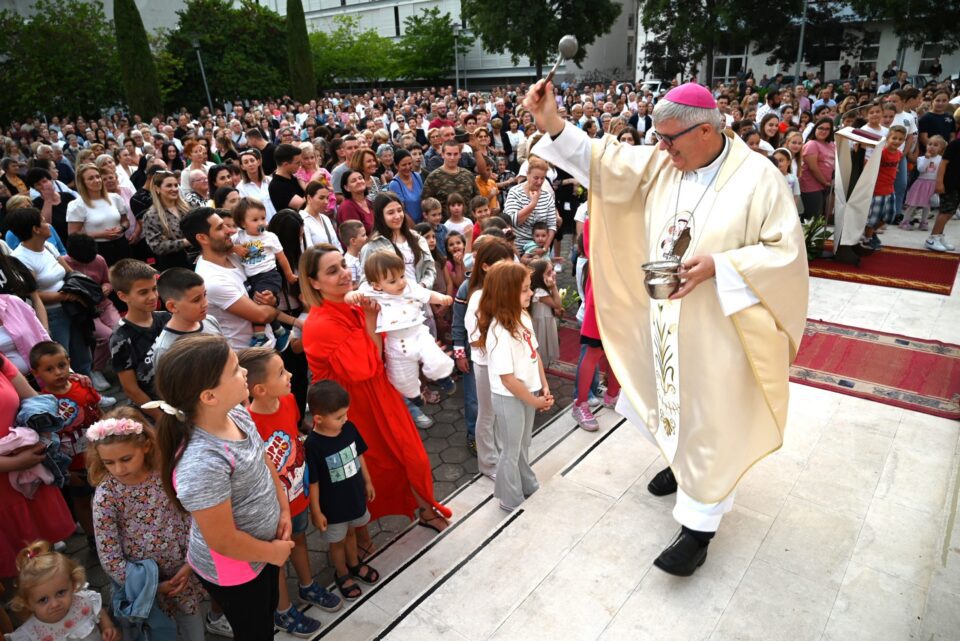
274, 405, 627, 641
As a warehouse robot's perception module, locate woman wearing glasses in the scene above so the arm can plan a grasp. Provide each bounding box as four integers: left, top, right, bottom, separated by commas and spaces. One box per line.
799, 118, 836, 220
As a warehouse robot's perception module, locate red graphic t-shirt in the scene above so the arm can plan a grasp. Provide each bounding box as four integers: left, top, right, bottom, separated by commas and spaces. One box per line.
48, 375, 102, 471
874, 146, 902, 196
248, 394, 308, 515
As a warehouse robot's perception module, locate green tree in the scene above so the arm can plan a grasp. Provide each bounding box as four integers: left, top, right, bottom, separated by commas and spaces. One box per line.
850, 0, 959, 54
749, 1, 865, 83
114, 0, 163, 118
461, 0, 620, 76
395, 8, 473, 82
162, 0, 288, 111
0, 0, 123, 123
640, 0, 781, 85
309, 15, 398, 90
286, 0, 316, 101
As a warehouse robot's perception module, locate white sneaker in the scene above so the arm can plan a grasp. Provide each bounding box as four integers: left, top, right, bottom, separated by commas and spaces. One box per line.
206, 613, 234, 638
99, 395, 118, 409
942, 237, 956, 251
925, 235, 948, 252
89, 371, 110, 392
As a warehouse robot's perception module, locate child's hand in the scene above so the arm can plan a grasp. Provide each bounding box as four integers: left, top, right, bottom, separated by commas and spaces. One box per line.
438, 295, 453, 306
538, 392, 555, 412
165, 564, 192, 597
366, 482, 376, 502
276, 511, 292, 541
286, 273, 299, 284
313, 511, 328, 531
345, 291, 365, 305
233, 245, 249, 258
268, 539, 296, 566
100, 617, 120, 641
455, 356, 470, 373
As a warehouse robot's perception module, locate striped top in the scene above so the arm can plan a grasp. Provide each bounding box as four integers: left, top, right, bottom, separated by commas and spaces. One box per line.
504, 183, 557, 252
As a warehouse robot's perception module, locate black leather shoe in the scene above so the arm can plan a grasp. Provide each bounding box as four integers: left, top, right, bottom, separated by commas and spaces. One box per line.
653, 530, 708, 577
647, 467, 678, 496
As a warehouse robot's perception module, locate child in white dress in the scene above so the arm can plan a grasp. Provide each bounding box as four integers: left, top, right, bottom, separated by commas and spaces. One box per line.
6, 540, 119, 640
346, 250, 455, 404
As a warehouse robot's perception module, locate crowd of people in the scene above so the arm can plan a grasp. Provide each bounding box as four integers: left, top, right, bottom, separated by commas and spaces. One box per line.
0, 62, 958, 639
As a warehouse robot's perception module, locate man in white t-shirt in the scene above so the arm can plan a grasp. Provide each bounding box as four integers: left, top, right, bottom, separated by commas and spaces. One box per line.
181, 207, 282, 350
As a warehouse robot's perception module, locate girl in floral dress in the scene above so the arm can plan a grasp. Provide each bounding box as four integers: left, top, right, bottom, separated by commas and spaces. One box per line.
88, 407, 205, 640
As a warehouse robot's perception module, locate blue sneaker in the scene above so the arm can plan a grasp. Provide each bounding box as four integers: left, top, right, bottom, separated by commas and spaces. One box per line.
437, 376, 456, 395
249, 332, 268, 347
274, 329, 290, 353
299, 581, 343, 612
274, 606, 321, 638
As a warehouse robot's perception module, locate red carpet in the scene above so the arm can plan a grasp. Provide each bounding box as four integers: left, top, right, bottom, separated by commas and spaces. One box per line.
545, 320, 581, 382
551, 319, 959, 419
809, 244, 960, 295
790, 320, 960, 419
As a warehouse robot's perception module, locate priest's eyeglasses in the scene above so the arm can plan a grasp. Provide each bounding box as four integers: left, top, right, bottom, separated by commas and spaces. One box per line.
653, 122, 708, 148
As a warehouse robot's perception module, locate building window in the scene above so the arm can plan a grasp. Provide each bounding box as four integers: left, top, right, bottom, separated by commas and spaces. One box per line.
856, 31, 880, 77
712, 44, 747, 84
919, 43, 942, 75
394, 6, 400, 37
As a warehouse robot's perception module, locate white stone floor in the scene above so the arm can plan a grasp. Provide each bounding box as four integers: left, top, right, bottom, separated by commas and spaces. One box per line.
281, 224, 960, 641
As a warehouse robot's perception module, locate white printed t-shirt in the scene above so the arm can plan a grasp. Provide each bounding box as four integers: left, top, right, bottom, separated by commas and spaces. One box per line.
195, 255, 274, 350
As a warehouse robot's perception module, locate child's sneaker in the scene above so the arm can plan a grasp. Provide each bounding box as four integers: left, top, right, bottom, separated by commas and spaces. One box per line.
586, 395, 603, 411
205, 612, 234, 638
274, 605, 322, 638
602, 392, 619, 409
925, 235, 949, 252
437, 377, 456, 396
919, 221, 929, 231
89, 371, 111, 391
571, 401, 599, 432
299, 581, 343, 612
942, 236, 956, 251
274, 330, 290, 353
249, 332, 268, 347
898, 220, 912, 230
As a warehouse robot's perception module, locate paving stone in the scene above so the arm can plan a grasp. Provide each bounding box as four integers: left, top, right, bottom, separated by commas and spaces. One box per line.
439, 446, 473, 464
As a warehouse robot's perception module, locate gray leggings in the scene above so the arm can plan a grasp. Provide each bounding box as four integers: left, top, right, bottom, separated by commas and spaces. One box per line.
492, 393, 539, 509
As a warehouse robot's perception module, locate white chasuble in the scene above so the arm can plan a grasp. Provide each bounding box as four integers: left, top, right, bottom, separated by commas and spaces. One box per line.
539, 127, 810, 504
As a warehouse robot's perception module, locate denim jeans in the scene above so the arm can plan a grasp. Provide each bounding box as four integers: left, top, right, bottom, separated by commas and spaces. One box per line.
892, 156, 908, 220
404, 396, 427, 423
46, 305, 92, 375
463, 362, 478, 438
574, 344, 601, 400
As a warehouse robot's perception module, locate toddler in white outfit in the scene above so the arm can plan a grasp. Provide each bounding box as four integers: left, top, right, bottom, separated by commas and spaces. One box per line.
346, 250, 456, 402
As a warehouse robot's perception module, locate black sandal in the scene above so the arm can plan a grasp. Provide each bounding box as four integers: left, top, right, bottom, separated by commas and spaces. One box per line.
334, 573, 362, 600
348, 562, 380, 585
417, 508, 448, 533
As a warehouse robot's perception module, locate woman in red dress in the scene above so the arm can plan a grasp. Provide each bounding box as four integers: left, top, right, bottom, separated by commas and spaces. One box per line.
299, 244, 451, 542
0, 354, 75, 579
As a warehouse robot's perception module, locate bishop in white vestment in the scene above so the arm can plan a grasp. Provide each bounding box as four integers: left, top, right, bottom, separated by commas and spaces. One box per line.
526, 81, 809, 576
